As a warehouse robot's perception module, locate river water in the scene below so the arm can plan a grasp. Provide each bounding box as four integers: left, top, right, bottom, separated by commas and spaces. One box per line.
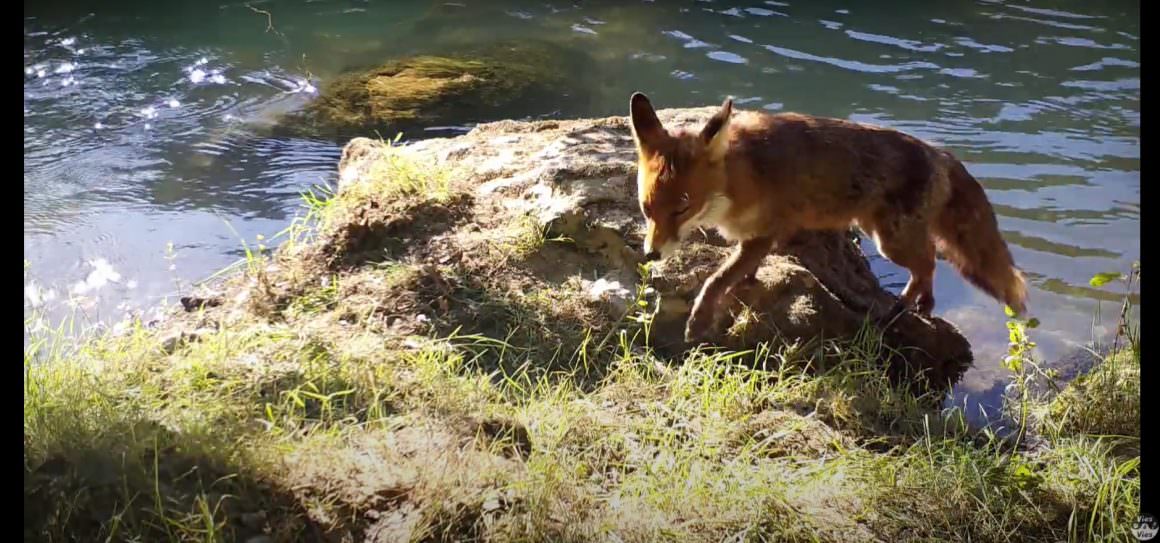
24, 0, 1139, 424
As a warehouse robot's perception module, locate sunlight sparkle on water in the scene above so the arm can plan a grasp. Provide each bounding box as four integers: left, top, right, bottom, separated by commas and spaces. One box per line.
70, 258, 122, 296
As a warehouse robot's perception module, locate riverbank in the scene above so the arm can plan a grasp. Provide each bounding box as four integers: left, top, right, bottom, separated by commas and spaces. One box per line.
25, 111, 1140, 542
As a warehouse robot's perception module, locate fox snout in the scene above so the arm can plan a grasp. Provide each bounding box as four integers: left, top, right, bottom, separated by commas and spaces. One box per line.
642, 220, 680, 262
642, 223, 663, 261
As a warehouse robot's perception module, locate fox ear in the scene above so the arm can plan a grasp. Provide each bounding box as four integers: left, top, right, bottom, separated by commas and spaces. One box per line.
629, 92, 666, 153
700, 97, 733, 160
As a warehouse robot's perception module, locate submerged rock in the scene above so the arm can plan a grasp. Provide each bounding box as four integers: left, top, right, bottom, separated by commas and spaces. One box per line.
333, 106, 975, 390
288, 40, 592, 140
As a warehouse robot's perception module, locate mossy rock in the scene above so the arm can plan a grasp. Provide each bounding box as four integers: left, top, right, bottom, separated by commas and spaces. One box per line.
295, 41, 591, 139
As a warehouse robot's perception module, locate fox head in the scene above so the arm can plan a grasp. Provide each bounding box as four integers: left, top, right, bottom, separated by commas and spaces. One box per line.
629, 92, 733, 262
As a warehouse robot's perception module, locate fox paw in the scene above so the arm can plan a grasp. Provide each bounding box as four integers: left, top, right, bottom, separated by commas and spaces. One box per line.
884, 295, 934, 321
684, 307, 716, 344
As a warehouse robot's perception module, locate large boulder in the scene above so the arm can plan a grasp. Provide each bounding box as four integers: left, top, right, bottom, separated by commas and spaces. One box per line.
334, 106, 975, 390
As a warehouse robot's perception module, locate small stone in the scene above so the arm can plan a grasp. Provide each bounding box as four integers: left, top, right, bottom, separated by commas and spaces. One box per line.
157, 329, 210, 354
180, 295, 223, 312
158, 332, 184, 354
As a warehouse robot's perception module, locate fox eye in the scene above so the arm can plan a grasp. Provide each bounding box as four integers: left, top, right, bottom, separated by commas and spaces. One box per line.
673, 194, 691, 216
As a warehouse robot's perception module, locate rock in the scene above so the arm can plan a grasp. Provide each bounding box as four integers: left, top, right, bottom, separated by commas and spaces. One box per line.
582, 275, 633, 307
290, 40, 592, 140
720, 231, 974, 387
158, 328, 214, 355
179, 294, 222, 313
158, 331, 184, 355
334, 106, 974, 391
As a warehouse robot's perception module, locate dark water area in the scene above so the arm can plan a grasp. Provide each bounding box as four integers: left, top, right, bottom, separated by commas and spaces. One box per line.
24, 0, 1139, 427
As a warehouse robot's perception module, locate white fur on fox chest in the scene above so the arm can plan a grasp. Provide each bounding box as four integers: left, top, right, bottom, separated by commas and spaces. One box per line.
705, 195, 763, 242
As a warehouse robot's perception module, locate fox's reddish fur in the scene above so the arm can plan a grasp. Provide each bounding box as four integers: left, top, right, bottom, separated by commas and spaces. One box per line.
628, 92, 1027, 342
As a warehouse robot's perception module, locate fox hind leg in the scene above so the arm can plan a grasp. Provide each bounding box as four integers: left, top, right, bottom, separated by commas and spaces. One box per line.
871, 221, 937, 317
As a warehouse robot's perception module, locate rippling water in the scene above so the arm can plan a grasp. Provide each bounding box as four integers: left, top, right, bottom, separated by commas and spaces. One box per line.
24, 0, 1139, 425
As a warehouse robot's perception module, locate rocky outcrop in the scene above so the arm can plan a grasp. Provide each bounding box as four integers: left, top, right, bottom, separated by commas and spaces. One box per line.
334, 106, 975, 390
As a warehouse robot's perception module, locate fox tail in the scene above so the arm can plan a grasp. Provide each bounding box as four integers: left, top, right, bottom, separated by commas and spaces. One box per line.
932, 156, 1028, 315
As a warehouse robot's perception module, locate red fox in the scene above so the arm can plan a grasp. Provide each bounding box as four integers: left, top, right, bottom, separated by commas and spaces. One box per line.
628, 92, 1028, 342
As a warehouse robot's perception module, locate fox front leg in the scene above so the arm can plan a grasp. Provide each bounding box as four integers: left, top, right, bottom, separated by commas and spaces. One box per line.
685, 236, 777, 343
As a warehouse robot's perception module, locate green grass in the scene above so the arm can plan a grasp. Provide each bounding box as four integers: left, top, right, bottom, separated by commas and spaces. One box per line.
24, 146, 1141, 542
24, 311, 1141, 542
340, 134, 454, 205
